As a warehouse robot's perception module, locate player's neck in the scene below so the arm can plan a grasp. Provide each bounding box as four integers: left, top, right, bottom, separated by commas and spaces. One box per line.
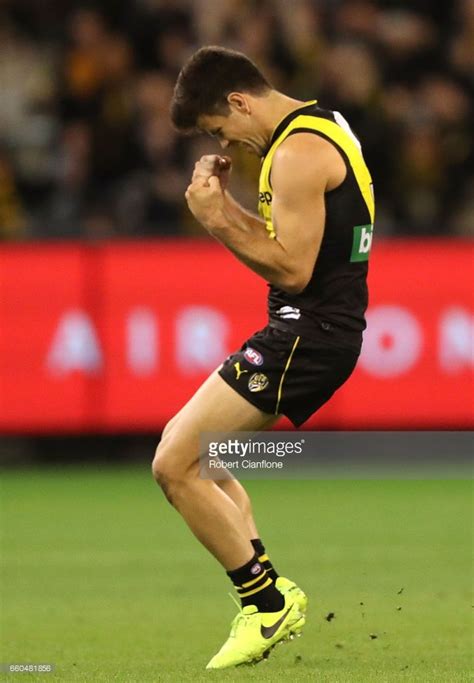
260, 92, 308, 145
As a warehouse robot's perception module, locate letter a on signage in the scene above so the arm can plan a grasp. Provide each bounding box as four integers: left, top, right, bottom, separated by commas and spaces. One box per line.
46, 310, 103, 375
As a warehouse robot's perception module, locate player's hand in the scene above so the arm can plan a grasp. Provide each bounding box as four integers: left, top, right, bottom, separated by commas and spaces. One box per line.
192, 155, 232, 191
185, 175, 226, 231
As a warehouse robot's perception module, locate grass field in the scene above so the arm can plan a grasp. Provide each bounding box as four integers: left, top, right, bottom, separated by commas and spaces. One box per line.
0, 465, 472, 682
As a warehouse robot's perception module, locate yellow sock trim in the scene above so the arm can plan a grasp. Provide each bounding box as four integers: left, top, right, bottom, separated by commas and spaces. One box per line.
241, 570, 268, 589
239, 577, 273, 598
258, 553, 269, 563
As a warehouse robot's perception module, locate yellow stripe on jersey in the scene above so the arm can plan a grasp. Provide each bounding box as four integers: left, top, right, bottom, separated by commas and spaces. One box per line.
258, 113, 375, 238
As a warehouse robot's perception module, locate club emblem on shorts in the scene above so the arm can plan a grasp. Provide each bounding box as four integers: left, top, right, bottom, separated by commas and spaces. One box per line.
244, 347, 264, 366
248, 372, 269, 393
233, 362, 248, 380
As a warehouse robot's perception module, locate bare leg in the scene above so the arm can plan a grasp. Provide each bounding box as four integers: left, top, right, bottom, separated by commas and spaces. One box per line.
214, 414, 277, 539
216, 478, 259, 538
152, 370, 275, 570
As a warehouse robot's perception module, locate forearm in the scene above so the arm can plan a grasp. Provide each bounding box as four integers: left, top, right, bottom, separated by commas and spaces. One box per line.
206, 192, 297, 291
223, 191, 266, 232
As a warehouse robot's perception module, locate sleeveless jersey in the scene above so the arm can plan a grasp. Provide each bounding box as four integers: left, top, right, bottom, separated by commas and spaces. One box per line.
258, 101, 375, 349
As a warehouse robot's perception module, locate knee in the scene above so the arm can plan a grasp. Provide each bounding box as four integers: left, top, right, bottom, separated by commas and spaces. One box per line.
151, 441, 173, 485
152, 447, 173, 504
152, 419, 175, 480
151, 431, 186, 504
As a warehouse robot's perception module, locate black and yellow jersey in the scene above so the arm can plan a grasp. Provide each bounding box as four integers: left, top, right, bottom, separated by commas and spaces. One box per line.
258, 101, 375, 350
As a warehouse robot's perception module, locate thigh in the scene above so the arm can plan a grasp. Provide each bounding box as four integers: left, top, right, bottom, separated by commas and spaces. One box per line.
159, 369, 278, 470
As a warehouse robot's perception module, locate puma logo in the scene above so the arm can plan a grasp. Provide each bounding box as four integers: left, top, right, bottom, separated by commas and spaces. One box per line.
234, 362, 248, 380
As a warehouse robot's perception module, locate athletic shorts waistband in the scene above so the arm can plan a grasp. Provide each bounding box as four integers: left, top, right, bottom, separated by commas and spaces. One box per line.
267, 319, 362, 352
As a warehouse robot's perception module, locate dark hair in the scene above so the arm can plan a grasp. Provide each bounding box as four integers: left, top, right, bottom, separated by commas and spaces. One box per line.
170, 46, 271, 131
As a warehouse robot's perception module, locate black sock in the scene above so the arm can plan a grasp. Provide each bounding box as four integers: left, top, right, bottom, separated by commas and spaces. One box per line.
251, 538, 280, 583
227, 553, 284, 613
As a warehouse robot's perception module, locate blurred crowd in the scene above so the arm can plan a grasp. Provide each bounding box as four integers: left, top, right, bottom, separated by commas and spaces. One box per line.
0, 0, 472, 241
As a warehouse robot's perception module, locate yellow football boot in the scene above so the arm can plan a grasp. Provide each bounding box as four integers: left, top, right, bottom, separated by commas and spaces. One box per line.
206, 593, 304, 670
274, 577, 308, 640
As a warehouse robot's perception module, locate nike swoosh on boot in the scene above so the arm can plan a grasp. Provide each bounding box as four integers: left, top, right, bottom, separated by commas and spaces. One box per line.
260, 607, 292, 639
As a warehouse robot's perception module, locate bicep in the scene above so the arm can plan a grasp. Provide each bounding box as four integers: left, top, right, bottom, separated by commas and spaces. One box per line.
272, 182, 325, 261
270, 139, 329, 288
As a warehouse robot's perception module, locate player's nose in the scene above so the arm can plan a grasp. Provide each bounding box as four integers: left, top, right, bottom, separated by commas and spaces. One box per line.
219, 139, 229, 149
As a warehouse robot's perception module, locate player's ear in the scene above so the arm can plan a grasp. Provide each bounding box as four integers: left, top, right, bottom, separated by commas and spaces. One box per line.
227, 93, 251, 115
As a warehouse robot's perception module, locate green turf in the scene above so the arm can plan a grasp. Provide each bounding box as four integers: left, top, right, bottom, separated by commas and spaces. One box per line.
0, 465, 472, 682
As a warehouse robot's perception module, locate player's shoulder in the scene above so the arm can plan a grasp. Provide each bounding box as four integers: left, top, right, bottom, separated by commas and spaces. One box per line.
274, 129, 340, 162
272, 131, 345, 189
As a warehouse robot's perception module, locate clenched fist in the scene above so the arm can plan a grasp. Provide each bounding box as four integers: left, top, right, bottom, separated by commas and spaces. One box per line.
185, 180, 224, 233
191, 154, 232, 190
185, 154, 232, 230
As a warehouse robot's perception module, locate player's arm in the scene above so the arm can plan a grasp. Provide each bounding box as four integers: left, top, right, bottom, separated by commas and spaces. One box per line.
190, 155, 266, 232
186, 136, 337, 293
222, 190, 266, 233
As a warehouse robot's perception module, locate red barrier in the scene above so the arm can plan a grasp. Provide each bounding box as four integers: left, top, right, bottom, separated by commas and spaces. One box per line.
0, 239, 472, 432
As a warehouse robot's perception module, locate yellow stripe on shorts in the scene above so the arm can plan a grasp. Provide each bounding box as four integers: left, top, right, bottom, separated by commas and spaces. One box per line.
275, 336, 300, 415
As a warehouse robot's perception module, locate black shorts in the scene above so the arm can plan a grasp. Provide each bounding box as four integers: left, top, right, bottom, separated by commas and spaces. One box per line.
218, 324, 360, 427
